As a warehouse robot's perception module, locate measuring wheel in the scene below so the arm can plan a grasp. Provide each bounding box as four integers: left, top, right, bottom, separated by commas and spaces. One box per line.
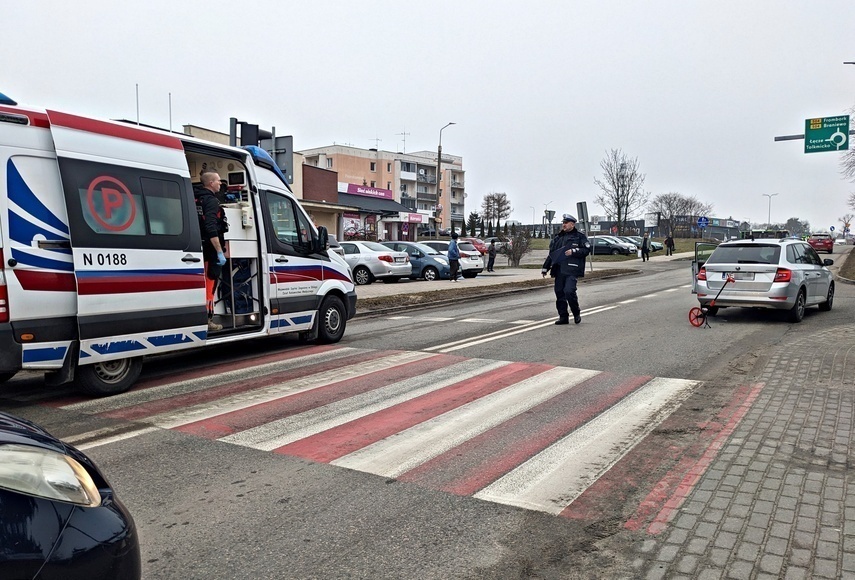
688, 307, 706, 328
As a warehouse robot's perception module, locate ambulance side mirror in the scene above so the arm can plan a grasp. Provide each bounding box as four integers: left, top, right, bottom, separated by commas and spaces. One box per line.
315, 226, 329, 254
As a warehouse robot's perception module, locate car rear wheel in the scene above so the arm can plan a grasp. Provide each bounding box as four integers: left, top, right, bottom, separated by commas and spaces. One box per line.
353, 266, 372, 286
422, 266, 439, 281
788, 289, 806, 323
382, 277, 400, 284
77, 357, 143, 396
819, 283, 834, 311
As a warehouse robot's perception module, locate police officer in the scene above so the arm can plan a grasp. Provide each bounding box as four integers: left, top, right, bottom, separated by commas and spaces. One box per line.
542, 214, 590, 324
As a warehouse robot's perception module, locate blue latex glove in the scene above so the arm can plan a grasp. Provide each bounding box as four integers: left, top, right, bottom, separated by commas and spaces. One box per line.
216, 252, 227, 266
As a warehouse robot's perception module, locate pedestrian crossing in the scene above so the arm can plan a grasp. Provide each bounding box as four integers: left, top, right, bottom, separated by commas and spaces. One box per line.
55, 344, 699, 519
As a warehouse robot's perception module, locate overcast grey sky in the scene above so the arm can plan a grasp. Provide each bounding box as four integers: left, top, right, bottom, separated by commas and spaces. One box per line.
5, 1, 855, 231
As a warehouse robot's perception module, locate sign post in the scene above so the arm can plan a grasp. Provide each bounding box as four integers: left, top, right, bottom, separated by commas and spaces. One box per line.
697, 216, 709, 239
804, 116, 850, 153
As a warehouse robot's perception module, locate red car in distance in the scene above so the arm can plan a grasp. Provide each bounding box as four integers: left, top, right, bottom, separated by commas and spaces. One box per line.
807, 233, 834, 254
459, 237, 487, 255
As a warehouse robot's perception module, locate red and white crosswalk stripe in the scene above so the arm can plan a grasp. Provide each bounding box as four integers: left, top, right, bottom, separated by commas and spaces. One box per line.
59, 345, 701, 520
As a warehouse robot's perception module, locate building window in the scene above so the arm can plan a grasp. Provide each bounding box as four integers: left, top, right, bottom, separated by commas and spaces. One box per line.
387, 163, 391, 172
387, 181, 391, 190
370, 162, 376, 172
370, 181, 376, 188
326, 158, 333, 168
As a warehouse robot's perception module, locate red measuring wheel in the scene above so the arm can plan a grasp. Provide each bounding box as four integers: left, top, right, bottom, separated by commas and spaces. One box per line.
688, 307, 706, 327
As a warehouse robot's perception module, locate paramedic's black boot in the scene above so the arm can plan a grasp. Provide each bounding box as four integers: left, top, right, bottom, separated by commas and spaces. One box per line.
555, 317, 569, 325
573, 312, 581, 324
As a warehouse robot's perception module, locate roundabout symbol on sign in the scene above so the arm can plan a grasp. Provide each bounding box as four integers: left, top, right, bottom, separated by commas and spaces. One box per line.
86, 176, 137, 232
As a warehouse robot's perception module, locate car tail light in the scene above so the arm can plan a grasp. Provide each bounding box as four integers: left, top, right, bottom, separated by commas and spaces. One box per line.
378, 254, 394, 263
774, 268, 792, 282
697, 267, 707, 281
0, 249, 7, 323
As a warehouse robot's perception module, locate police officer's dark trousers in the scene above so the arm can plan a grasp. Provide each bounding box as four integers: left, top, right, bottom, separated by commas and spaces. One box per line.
554, 273, 580, 320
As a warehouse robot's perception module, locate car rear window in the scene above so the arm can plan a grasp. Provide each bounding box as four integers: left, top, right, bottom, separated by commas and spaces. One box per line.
458, 243, 477, 251
809, 234, 831, 240
707, 244, 781, 265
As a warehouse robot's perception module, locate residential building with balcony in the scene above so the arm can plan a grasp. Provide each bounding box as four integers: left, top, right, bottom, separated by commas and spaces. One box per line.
299, 144, 465, 240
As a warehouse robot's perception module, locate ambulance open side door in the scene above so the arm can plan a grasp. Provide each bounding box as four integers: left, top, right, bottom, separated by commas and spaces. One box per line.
46, 110, 207, 388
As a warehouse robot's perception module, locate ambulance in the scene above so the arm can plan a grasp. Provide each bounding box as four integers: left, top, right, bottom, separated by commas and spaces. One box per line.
0, 93, 356, 395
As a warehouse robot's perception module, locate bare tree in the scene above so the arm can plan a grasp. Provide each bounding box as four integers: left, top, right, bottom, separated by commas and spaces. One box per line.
648, 192, 714, 233
840, 213, 854, 236
840, 110, 855, 182
594, 149, 649, 234
481, 192, 512, 227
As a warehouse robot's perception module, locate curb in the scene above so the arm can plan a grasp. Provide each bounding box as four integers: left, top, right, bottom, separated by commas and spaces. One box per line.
354, 269, 640, 319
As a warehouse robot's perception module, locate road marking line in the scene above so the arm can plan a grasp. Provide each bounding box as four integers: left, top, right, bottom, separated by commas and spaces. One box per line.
510, 320, 537, 324
222, 359, 508, 451
473, 376, 698, 514
416, 316, 456, 321
388, 316, 412, 319
145, 351, 436, 430
619, 299, 637, 304
435, 306, 617, 353
61, 348, 362, 414
460, 318, 500, 323
332, 367, 599, 477
74, 427, 160, 451
663, 288, 680, 292
642, 294, 659, 298
424, 318, 553, 351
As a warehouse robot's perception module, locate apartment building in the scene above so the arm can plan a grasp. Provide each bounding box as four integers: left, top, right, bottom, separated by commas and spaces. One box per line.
299, 144, 465, 241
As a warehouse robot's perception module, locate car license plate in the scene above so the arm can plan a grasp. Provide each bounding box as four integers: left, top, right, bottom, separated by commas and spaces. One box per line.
724, 272, 754, 281
395, 257, 405, 263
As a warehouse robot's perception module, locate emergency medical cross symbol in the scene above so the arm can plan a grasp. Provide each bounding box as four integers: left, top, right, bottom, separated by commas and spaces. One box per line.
86, 176, 137, 232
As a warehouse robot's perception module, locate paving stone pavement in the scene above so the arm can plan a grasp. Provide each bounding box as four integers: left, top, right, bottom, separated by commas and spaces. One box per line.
634, 324, 855, 579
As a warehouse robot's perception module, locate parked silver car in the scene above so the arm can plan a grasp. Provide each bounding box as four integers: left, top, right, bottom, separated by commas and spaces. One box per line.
339, 241, 412, 285
620, 235, 663, 252
421, 240, 484, 277
695, 238, 834, 322
327, 234, 344, 258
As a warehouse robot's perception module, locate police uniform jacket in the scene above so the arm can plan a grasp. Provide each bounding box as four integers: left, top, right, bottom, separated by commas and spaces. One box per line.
542, 228, 590, 278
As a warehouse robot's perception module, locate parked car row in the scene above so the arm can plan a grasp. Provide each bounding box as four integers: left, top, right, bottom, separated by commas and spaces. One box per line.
422, 240, 485, 278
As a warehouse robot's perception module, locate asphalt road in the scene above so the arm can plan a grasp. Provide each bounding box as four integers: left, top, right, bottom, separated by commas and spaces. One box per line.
2, 253, 853, 579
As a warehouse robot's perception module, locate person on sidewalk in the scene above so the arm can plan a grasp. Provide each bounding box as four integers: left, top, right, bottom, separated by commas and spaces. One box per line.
541, 214, 590, 325
641, 232, 651, 262
487, 239, 497, 272
664, 234, 675, 256
448, 232, 461, 282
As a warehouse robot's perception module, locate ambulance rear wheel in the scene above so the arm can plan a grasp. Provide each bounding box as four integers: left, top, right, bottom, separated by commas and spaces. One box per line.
77, 357, 143, 396
317, 295, 346, 344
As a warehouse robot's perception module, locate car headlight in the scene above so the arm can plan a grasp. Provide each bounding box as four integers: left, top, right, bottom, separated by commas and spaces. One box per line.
436, 258, 448, 265
0, 444, 101, 507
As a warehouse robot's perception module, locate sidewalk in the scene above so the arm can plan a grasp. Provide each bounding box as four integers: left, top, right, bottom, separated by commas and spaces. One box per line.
634, 322, 855, 579
356, 250, 695, 299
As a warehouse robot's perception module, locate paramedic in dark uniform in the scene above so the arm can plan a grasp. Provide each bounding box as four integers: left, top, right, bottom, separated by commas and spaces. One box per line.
196, 170, 228, 332
541, 214, 590, 325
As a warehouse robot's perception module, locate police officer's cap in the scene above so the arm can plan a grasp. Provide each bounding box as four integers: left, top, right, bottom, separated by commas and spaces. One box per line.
562, 214, 577, 223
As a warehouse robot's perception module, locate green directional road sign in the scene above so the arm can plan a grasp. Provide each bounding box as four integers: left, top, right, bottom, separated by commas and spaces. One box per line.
804, 115, 849, 153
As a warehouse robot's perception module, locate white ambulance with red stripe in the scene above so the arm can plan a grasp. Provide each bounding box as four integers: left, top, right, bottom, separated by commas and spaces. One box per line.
0, 93, 355, 395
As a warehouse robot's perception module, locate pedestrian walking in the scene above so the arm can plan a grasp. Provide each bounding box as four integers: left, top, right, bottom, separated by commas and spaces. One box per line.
487, 240, 497, 272
664, 234, 675, 256
541, 214, 590, 324
448, 232, 461, 282
641, 232, 651, 262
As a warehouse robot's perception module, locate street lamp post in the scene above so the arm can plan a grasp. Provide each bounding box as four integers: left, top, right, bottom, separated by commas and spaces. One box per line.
762, 193, 778, 228
529, 206, 535, 232
437, 122, 455, 233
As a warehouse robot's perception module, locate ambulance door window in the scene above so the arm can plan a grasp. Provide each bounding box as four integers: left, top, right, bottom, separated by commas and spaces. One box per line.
58, 158, 193, 251
262, 190, 313, 256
